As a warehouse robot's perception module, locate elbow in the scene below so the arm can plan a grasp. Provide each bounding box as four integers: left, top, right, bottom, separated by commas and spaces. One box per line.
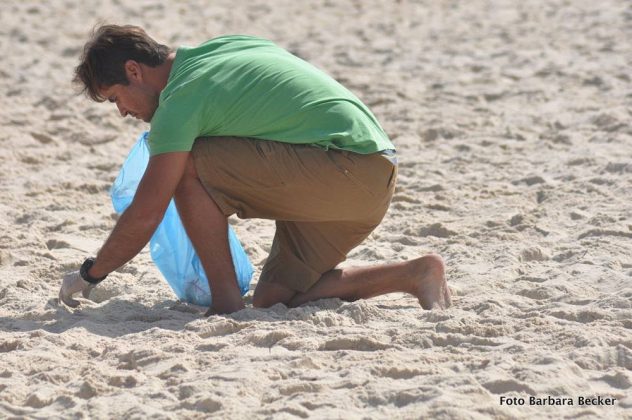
128, 203, 166, 233
139, 210, 164, 231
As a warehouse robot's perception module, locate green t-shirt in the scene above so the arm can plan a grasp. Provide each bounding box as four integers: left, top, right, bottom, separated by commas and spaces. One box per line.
148, 35, 394, 156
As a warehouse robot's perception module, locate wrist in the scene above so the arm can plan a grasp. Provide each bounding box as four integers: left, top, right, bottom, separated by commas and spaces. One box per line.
88, 263, 108, 280
80, 258, 108, 284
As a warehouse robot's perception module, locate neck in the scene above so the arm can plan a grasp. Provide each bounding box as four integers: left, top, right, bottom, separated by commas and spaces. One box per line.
143, 51, 176, 93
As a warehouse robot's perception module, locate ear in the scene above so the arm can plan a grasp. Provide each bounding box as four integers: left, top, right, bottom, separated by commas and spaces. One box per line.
124, 60, 143, 83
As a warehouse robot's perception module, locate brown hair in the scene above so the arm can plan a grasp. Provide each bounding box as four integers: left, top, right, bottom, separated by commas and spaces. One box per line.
73, 24, 171, 102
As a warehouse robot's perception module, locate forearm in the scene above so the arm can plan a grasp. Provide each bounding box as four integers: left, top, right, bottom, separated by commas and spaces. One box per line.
89, 205, 160, 278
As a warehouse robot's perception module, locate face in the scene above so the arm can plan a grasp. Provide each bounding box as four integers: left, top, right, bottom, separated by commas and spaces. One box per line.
99, 61, 160, 123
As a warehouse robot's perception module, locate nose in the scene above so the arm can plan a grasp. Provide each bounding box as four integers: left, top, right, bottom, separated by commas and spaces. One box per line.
116, 103, 127, 117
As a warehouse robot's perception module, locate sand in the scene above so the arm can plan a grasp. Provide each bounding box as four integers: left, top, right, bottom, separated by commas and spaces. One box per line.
1, 0, 631, 418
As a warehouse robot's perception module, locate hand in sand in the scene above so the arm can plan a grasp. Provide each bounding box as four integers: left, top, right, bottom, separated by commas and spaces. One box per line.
59, 271, 95, 308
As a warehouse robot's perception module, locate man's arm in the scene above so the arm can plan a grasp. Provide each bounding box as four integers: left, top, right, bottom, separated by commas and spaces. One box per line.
88, 152, 190, 278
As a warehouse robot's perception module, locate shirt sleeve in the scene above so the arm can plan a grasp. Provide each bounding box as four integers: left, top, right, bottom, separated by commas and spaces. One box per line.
147, 93, 203, 156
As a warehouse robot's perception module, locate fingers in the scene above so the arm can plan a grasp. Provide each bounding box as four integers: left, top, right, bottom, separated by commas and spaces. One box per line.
59, 270, 94, 308
59, 289, 80, 308
82, 285, 95, 299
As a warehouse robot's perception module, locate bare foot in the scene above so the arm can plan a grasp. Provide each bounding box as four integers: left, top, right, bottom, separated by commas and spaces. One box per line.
409, 254, 451, 310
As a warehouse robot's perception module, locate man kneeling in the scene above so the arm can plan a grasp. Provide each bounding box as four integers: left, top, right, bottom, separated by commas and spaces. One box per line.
59, 25, 451, 314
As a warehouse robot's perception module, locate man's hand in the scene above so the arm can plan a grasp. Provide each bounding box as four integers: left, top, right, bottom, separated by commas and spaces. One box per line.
59, 271, 95, 308
204, 299, 245, 316
204, 285, 245, 316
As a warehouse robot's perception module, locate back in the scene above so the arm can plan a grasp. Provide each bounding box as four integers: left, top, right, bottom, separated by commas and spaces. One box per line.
148, 35, 393, 156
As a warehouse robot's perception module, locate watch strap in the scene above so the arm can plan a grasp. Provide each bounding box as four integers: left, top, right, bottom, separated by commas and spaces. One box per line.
80, 258, 107, 285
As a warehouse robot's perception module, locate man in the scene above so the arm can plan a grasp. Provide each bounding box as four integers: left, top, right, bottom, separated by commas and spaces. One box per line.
60, 24, 451, 315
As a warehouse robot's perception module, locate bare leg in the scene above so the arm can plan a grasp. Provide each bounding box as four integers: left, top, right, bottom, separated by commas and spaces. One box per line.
287, 254, 451, 310
174, 156, 245, 314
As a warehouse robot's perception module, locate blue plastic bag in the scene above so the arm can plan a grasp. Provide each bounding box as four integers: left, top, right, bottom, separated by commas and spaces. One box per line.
110, 132, 254, 306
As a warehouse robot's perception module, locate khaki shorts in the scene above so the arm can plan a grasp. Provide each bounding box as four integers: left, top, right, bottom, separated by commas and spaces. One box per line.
191, 137, 397, 292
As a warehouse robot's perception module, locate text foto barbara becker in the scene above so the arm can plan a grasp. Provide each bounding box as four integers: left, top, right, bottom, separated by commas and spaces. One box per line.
500, 395, 616, 407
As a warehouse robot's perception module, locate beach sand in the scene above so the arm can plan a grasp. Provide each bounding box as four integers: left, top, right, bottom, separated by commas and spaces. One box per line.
1, 0, 631, 418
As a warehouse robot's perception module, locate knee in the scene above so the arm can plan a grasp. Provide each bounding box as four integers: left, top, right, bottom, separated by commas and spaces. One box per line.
252, 283, 295, 308
252, 292, 281, 309
251, 294, 270, 309
174, 155, 200, 198
182, 154, 199, 180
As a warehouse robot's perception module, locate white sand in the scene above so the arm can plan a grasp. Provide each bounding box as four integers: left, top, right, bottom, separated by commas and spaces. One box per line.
1, 0, 631, 418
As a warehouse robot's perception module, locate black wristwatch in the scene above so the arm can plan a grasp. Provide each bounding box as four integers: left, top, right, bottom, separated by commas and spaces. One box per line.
80, 257, 108, 285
